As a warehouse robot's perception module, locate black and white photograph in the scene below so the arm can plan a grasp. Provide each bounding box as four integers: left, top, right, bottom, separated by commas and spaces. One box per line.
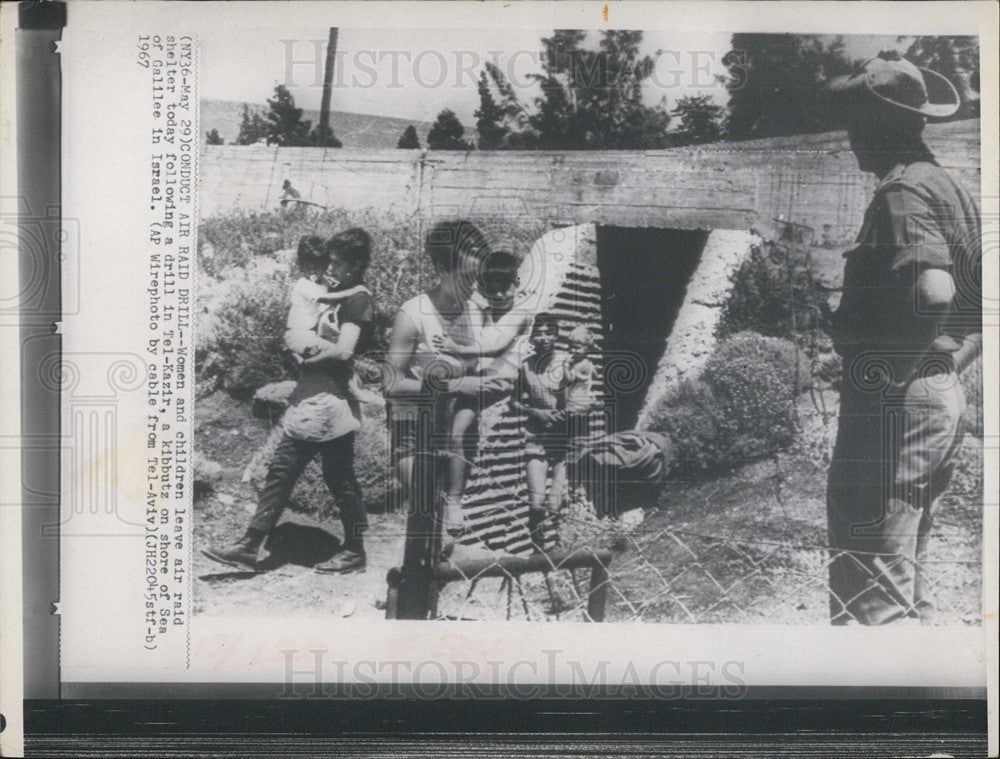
190, 26, 985, 626
2, 2, 996, 755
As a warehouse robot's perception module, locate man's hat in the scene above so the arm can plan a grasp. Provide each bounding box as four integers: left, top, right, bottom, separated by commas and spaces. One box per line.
826, 50, 960, 119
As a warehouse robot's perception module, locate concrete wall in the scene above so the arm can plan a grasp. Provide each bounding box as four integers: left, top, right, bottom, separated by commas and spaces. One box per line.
199, 119, 980, 244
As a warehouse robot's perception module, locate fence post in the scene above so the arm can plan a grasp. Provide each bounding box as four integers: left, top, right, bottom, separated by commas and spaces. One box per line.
395, 398, 440, 619
586, 557, 610, 622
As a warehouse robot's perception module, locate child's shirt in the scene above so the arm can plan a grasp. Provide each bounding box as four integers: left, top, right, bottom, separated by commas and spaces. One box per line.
563, 356, 596, 413
285, 277, 330, 356
285, 278, 370, 357
287, 288, 375, 406
516, 351, 567, 437
459, 288, 530, 377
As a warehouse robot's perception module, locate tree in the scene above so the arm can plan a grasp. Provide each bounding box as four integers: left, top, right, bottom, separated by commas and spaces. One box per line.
205, 128, 224, 145
481, 61, 531, 148
903, 36, 980, 118
234, 104, 269, 145
397, 124, 421, 149
427, 109, 472, 150
309, 123, 343, 148
670, 95, 725, 145
474, 70, 508, 149
481, 30, 672, 149
721, 34, 855, 140
265, 84, 313, 146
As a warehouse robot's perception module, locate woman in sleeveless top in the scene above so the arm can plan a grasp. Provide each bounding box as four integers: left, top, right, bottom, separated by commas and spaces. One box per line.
384, 221, 492, 516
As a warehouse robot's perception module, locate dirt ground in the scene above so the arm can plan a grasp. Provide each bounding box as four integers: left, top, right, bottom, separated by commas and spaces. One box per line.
193, 388, 983, 624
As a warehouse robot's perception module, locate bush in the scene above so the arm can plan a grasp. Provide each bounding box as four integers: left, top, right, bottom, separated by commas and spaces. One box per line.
196, 257, 291, 398
646, 332, 800, 473
720, 240, 829, 339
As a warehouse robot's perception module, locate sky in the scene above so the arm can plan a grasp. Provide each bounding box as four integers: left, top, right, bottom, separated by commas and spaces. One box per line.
199, 26, 912, 126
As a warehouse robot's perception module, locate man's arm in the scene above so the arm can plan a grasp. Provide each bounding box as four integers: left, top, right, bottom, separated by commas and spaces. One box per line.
880, 185, 961, 385
887, 266, 954, 385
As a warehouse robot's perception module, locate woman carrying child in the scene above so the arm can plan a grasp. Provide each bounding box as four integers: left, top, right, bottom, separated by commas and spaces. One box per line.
383, 221, 502, 523
203, 229, 375, 574
430, 249, 532, 542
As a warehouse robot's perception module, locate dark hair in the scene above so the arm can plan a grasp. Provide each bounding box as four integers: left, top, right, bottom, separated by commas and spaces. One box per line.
477, 249, 520, 296
424, 220, 489, 272
296, 235, 328, 275
327, 227, 372, 274
531, 312, 560, 334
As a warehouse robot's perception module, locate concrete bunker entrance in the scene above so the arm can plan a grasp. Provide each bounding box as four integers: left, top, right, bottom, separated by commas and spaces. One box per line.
595, 226, 708, 432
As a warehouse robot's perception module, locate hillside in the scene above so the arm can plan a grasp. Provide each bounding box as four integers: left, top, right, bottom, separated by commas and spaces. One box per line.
201, 98, 450, 149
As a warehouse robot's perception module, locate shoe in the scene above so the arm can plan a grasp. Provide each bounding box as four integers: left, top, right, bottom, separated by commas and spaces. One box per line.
202, 538, 259, 571
315, 550, 367, 574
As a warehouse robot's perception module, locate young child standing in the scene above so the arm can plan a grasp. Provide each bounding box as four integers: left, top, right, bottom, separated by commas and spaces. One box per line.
203, 229, 375, 574
563, 325, 598, 441
509, 313, 569, 551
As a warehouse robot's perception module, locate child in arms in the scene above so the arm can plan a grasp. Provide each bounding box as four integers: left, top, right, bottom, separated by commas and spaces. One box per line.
431, 250, 530, 541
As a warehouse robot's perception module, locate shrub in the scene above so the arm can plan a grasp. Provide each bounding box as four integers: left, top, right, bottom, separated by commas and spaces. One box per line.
720, 240, 829, 339
646, 332, 800, 473
196, 257, 291, 398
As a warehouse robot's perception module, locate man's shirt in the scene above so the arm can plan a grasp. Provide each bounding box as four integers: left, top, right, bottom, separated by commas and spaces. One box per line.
832, 157, 981, 362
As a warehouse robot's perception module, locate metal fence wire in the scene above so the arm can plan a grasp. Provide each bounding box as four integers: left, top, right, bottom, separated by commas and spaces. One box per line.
387, 433, 982, 625
384, 232, 983, 625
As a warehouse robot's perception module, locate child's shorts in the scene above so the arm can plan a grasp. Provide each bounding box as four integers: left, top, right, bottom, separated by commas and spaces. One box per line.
524, 436, 569, 465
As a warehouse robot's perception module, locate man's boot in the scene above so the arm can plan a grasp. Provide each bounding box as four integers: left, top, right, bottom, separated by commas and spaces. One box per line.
202, 531, 262, 571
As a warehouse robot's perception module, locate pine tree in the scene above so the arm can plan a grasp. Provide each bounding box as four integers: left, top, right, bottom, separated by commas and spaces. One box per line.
481, 30, 671, 149
397, 124, 421, 149
474, 70, 508, 149
721, 34, 854, 139
205, 129, 224, 145
265, 84, 313, 147
234, 104, 269, 145
670, 95, 725, 145
427, 109, 472, 150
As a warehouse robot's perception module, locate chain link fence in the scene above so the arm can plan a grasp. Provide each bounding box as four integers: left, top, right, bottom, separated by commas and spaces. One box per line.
389, 443, 982, 625
385, 226, 984, 626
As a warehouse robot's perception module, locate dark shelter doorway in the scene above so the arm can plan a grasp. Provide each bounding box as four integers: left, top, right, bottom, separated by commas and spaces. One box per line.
596, 226, 708, 431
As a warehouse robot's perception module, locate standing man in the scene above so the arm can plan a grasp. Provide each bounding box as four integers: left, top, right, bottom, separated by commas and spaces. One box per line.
824, 52, 982, 625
